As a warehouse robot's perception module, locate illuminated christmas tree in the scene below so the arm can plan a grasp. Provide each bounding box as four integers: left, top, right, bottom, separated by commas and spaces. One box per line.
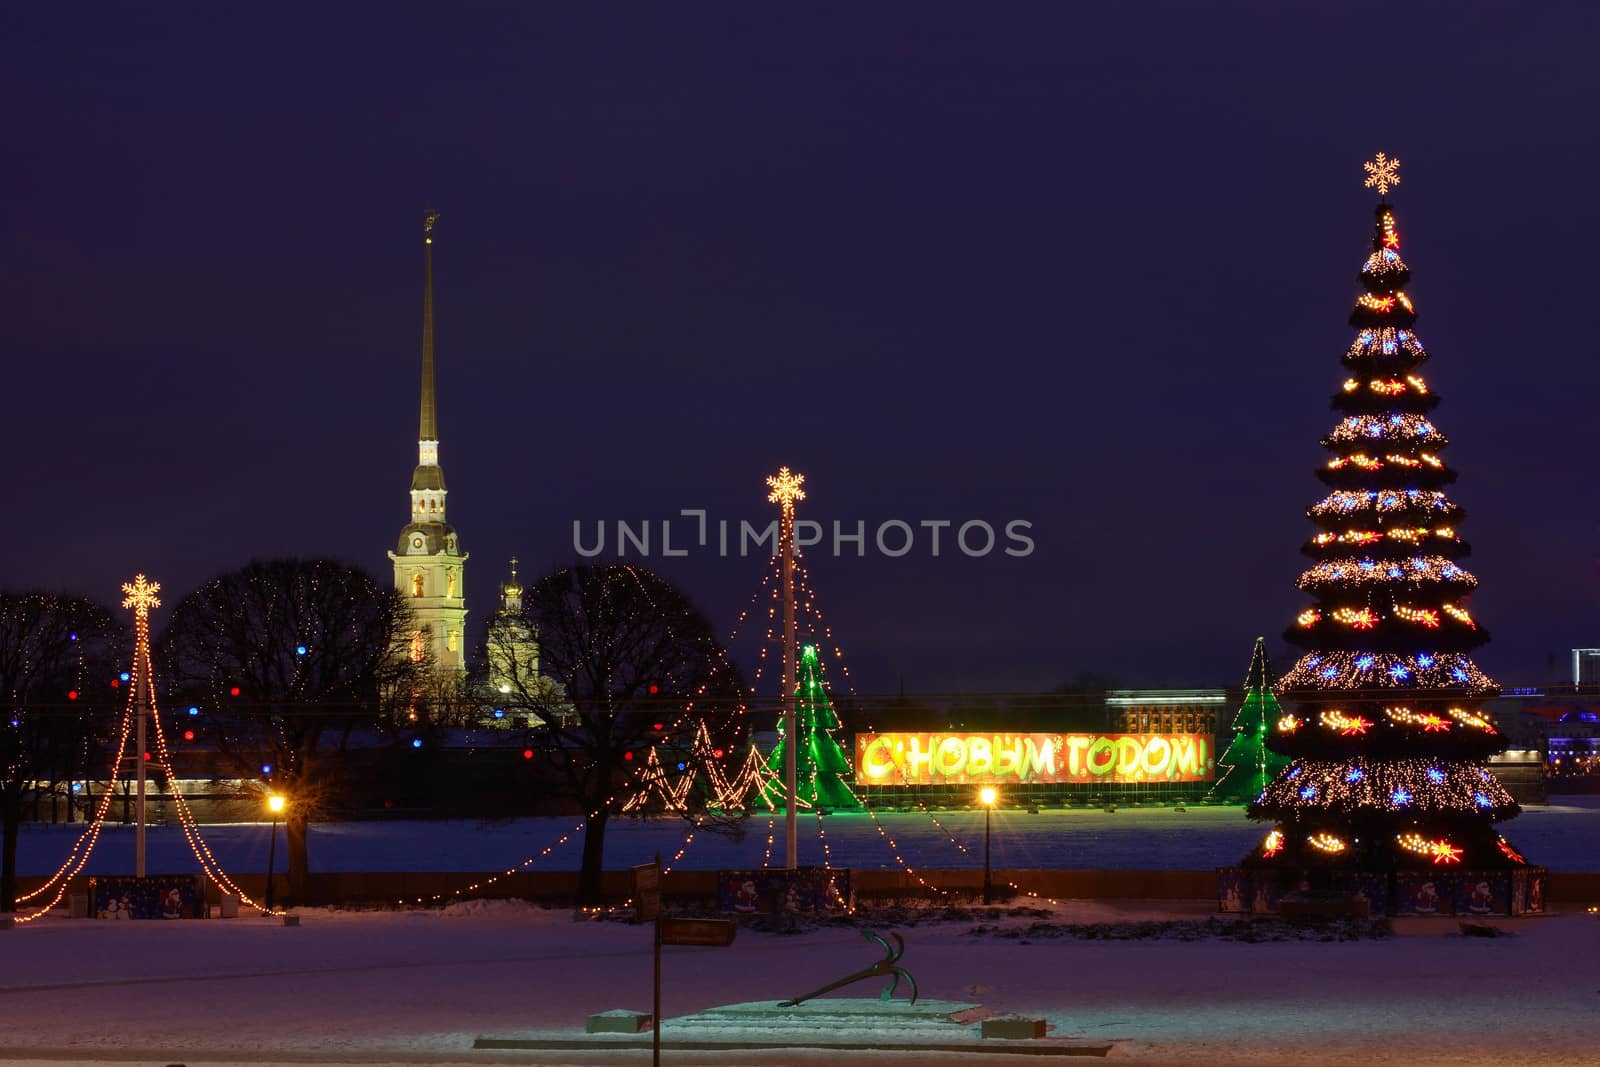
1212, 638, 1290, 801
761, 643, 859, 811
1246, 154, 1531, 874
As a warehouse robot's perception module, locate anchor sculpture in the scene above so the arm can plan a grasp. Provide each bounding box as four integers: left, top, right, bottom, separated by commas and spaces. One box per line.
778, 929, 918, 1007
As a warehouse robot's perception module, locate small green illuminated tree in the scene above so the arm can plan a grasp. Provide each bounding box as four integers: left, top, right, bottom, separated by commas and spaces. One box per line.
762, 643, 859, 811
1212, 637, 1289, 801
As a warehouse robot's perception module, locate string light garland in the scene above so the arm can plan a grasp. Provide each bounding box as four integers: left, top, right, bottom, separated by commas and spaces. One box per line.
1257, 758, 1515, 817
1280, 651, 1494, 692
1298, 555, 1475, 591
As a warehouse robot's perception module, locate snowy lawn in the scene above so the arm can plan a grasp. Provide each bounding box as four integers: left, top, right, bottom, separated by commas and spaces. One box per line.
16, 799, 1600, 877
1, 900, 1597, 1066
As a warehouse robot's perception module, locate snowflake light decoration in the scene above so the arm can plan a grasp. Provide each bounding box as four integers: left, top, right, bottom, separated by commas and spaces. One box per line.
765, 466, 806, 509
120, 573, 162, 619
1363, 152, 1402, 196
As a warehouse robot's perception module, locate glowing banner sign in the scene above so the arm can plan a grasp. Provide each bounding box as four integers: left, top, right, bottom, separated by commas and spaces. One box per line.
854, 732, 1213, 785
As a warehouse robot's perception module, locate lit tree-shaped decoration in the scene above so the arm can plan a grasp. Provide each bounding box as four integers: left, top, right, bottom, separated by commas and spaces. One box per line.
1246, 155, 1532, 879
761, 644, 859, 812
1212, 637, 1290, 802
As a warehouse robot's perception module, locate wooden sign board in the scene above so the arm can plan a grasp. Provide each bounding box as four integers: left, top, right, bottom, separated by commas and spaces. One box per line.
660, 917, 737, 947
633, 861, 661, 922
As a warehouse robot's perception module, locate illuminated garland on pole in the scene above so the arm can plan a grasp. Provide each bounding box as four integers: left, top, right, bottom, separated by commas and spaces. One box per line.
1244, 155, 1532, 875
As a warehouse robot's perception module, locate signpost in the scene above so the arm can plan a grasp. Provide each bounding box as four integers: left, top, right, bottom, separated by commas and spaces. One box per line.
633, 857, 662, 1067
660, 917, 737, 947
633, 856, 737, 1065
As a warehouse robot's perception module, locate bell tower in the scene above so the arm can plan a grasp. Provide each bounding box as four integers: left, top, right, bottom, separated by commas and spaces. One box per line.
388, 209, 468, 671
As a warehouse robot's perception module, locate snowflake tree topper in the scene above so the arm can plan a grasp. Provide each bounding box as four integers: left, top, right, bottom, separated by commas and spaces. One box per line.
766, 466, 806, 509
1363, 152, 1401, 197
120, 573, 162, 619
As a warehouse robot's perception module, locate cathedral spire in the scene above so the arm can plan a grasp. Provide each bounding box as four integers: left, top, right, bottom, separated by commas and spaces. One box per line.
419, 208, 440, 447
389, 205, 467, 674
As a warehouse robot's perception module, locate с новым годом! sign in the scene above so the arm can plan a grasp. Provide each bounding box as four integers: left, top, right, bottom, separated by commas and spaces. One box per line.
854, 732, 1214, 785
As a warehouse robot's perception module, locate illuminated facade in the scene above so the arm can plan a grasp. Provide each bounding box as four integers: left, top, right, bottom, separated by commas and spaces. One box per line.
387, 210, 468, 672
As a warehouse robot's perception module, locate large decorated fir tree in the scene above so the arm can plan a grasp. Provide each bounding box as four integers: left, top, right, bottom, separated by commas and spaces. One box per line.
761, 643, 859, 811
1213, 637, 1290, 801
1247, 155, 1530, 874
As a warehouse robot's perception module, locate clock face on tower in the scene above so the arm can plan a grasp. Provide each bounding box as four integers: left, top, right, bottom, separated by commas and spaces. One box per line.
412, 536, 424, 550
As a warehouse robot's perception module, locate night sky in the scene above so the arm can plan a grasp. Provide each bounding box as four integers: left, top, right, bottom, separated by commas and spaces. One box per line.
6, 3, 1598, 695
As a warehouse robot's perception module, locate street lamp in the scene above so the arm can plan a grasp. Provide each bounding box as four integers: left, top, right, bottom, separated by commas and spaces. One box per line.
979, 786, 997, 905
265, 793, 285, 913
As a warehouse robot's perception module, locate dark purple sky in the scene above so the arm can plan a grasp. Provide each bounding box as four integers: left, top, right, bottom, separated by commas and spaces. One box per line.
5, 3, 1598, 694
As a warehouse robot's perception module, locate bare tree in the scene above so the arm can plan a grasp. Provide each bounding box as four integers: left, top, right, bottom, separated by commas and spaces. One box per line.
158, 559, 426, 896
0, 593, 122, 913
487, 564, 747, 905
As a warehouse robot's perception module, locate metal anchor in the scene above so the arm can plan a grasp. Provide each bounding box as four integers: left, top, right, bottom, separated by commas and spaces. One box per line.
778, 929, 918, 1007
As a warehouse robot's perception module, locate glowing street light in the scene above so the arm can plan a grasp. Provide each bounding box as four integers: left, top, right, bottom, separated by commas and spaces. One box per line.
980, 786, 998, 905
265, 793, 286, 913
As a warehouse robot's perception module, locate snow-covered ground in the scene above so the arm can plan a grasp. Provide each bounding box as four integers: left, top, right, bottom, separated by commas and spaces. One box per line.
16, 798, 1600, 877
3, 900, 1598, 1066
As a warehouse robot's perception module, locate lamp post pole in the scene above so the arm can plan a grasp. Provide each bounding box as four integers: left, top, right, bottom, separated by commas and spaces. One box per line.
980, 786, 996, 905
265, 794, 285, 913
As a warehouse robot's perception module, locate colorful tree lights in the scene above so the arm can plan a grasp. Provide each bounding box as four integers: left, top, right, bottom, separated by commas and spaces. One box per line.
1245, 156, 1530, 874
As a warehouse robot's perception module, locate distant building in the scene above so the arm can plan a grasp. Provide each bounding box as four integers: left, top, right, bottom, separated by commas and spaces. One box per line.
1105, 689, 1230, 736
1572, 648, 1600, 687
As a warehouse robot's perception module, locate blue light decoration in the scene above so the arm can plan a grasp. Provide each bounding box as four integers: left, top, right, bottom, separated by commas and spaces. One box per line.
188, 706, 200, 716
1288, 766, 1302, 779
69, 632, 78, 642
1299, 784, 1318, 800
1355, 655, 1375, 670
1442, 564, 1461, 578
1390, 663, 1411, 680
1390, 413, 1404, 424
1416, 654, 1435, 668
1359, 560, 1376, 571
676, 762, 687, 772
1411, 558, 1427, 570
1346, 768, 1364, 783
261, 763, 273, 775
71, 782, 83, 794
1452, 668, 1469, 682
9, 719, 18, 728
411, 738, 423, 749
1380, 492, 1397, 506
295, 645, 308, 656
1474, 792, 1492, 808
1388, 567, 1403, 577
119, 672, 131, 682
1367, 424, 1384, 437
493, 708, 505, 720
1306, 655, 1322, 667
1392, 787, 1412, 806
1321, 667, 1339, 679
1427, 768, 1446, 784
